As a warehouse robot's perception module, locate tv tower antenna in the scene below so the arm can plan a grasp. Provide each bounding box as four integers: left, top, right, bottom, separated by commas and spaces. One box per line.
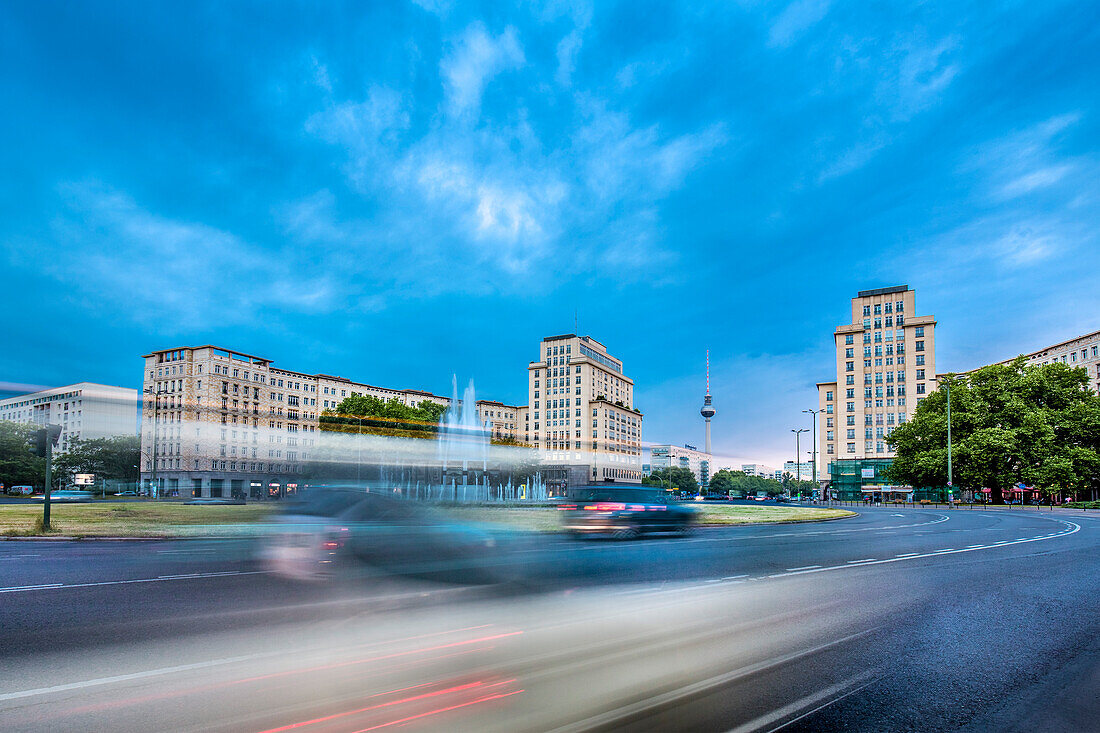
700, 350, 716, 455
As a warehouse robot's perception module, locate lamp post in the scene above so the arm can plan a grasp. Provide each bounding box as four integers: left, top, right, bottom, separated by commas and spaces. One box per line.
143, 386, 158, 499
791, 428, 808, 497
803, 409, 824, 500
945, 377, 953, 504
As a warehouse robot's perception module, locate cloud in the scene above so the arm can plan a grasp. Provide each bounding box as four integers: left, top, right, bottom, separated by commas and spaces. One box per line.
43, 182, 339, 327
768, 0, 831, 49
440, 23, 524, 119
967, 112, 1084, 202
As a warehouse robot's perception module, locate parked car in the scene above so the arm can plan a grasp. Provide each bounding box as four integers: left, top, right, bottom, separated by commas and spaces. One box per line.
559, 487, 695, 539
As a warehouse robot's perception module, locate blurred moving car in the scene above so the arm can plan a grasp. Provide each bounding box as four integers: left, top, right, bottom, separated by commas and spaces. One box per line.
33, 490, 94, 503
116, 490, 139, 497
260, 488, 507, 583
559, 487, 695, 539
7, 485, 34, 496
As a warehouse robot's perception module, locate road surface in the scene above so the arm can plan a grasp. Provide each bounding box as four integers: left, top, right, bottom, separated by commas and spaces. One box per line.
1, 506, 1098, 732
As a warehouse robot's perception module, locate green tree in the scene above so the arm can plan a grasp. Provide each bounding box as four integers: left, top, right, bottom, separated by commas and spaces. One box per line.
53, 436, 141, 484
887, 359, 1100, 503
642, 466, 699, 495
707, 470, 734, 495
0, 421, 46, 489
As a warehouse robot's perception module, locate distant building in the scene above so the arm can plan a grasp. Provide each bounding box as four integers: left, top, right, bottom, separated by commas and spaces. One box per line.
521, 334, 643, 487
817, 285, 937, 498
783, 461, 814, 482
651, 444, 713, 489
0, 383, 138, 453
740, 463, 780, 481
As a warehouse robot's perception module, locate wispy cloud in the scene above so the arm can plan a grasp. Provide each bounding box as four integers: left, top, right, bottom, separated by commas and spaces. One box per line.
440, 23, 524, 119
43, 182, 339, 326
768, 0, 831, 49
966, 112, 1085, 202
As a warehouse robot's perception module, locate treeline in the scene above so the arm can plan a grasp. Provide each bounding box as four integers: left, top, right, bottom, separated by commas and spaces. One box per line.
319, 395, 449, 436
642, 466, 817, 496
887, 358, 1100, 502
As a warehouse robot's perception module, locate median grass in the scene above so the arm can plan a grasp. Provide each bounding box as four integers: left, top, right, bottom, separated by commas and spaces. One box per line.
441, 503, 855, 532
0, 502, 276, 538
0, 501, 854, 538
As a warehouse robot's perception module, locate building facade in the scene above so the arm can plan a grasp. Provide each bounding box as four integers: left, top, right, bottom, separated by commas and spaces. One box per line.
521, 334, 643, 486
651, 444, 712, 489
817, 286, 937, 491
782, 461, 815, 482
740, 463, 781, 481
475, 400, 521, 441
0, 383, 138, 453
139, 346, 457, 498
982, 329, 1100, 394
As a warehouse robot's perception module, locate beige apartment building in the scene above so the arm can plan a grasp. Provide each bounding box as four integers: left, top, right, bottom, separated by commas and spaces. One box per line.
522, 334, 643, 486
475, 400, 522, 441
979, 329, 1100, 394
140, 345, 459, 498
816, 286, 937, 482
650, 444, 712, 488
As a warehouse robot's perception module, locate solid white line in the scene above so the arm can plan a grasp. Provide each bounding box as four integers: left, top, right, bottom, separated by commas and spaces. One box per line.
0, 570, 267, 595
722, 574, 750, 580
725, 674, 878, 733
846, 558, 876, 563
768, 520, 1081, 579
0, 583, 64, 593
785, 565, 821, 572
934, 549, 955, 552
894, 553, 919, 558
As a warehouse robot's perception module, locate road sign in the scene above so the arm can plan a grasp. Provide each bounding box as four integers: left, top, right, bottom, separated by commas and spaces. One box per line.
74, 473, 95, 485
947, 481, 952, 486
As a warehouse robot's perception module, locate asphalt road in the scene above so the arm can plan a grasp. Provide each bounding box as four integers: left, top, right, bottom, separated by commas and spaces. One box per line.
1, 506, 1098, 732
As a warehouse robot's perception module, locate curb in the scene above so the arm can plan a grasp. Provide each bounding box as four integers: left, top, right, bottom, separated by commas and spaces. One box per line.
696, 511, 858, 528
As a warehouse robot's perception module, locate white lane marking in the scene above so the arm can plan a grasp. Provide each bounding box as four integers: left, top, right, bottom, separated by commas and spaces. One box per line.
966, 545, 983, 548
847, 558, 876, 563
550, 629, 877, 733
785, 565, 821, 572
894, 553, 920, 558
934, 549, 955, 552
0, 570, 266, 594
156, 548, 216, 554
2, 554, 43, 558
724, 671, 878, 733
892, 514, 904, 517
768, 519, 1081, 579
722, 574, 750, 580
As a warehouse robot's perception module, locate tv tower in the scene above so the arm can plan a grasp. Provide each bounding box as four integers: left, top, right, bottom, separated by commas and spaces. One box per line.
700, 350, 716, 454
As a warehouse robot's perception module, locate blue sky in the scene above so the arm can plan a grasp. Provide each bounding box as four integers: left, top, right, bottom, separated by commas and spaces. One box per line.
2, 1, 1098, 466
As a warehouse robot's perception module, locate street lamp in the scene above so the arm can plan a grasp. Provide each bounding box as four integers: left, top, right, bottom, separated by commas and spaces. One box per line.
791, 428, 808, 496
142, 386, 158, 499
803, 409, 825, 500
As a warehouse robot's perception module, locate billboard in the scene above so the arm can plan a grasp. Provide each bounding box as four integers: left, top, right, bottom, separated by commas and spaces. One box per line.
861, 468, 875, 479
74, 473, 95, 485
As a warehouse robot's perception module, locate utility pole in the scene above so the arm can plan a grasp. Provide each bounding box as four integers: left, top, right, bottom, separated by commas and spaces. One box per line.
143, 386, 158, 499
31, 425, 61, 530
791, 428, 808, 496
803, 409, 824, 499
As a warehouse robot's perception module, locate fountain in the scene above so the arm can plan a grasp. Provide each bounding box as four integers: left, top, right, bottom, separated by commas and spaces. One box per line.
437, 376, 491, 502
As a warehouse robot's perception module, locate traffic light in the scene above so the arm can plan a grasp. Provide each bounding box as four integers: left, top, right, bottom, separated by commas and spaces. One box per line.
27, 425, 62, 457
29, 429, 47, 457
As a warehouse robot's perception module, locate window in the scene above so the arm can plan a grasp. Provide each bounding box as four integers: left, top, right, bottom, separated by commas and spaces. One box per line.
916, 355, 925, 365
846, 375, 854, 385
846, 429, 855, 439
895, 300, 904, 312
915, 341, 925, 351
845, 334, 854, 345
846, 443, 855, 454
862, 305, 871, 317
915, 326, 925, 337
916, 383, 926, 394
845, 348, 854, 358
916, 369, 925, 380
846, 362, 855, 372
826, 391, 833, 401
846, 402, 854, 412
846, 388, 855, 399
